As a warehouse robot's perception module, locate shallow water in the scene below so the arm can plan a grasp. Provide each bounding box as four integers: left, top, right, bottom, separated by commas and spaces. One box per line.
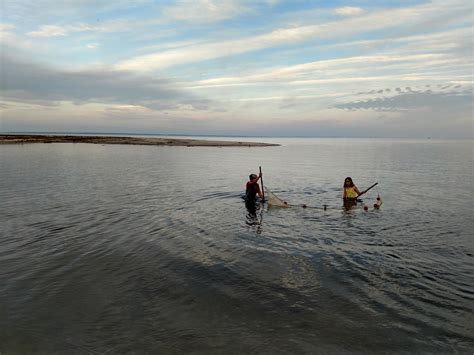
1, 138, 473, 353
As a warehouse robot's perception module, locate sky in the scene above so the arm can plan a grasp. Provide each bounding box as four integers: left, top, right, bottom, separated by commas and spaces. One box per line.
0, 0, 472, 138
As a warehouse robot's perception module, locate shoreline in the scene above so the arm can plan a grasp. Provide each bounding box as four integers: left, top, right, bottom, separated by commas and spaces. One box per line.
0, 134, 279, 147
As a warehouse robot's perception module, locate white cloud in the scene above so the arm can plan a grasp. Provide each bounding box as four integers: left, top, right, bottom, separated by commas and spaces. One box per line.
187, 75, 471, 91
25, 20, 133, 38
2, 0, 472, 137
229, 92, 348, 102
0, 23, 16, 31
334, 7, 365, 16
2, 0, 154, 22
162, 0, 249, 23
0, 23, 35, 48
115, 0, 471, 72
0, 23, 15, 41
320, 27, 469, 52
27, 25, 68, 37
450, 80, 473, 85
185, 53, 452, 89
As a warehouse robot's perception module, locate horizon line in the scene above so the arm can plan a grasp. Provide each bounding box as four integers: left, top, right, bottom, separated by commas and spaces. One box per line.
1, 131, 472, 140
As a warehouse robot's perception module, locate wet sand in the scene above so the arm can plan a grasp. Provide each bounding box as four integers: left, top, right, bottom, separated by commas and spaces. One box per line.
0, 134, 279, 147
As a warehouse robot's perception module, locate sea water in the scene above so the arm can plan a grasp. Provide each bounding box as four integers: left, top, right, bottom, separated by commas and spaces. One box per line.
0, 138, 473, 353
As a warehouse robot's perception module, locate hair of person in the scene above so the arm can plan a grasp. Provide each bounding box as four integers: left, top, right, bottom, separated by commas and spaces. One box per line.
344, 177, 354, 187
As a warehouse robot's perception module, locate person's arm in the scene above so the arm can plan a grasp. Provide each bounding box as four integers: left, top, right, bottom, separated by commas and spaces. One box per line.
354, 186, 361, 196
257, 184, 264, 200
343, 187, 347, 199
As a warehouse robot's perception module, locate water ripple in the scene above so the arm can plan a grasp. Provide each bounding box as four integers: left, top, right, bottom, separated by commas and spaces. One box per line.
1, 142, 472, 353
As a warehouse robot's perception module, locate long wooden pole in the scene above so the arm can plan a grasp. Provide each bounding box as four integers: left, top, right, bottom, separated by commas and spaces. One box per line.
259, 166, 265, 202
358, 182, 378, 198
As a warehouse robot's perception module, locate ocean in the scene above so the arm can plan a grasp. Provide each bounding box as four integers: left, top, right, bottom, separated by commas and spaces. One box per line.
0, 137, 473, 353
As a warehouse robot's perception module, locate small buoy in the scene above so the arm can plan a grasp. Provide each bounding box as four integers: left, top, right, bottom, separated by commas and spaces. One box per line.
302, 204, 307, 208
323, 204, 328, 211
374, 194, 382, 209
284, 201, 288, 205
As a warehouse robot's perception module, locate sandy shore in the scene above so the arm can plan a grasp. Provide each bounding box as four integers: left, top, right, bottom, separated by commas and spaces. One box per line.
0, 134, 279, 147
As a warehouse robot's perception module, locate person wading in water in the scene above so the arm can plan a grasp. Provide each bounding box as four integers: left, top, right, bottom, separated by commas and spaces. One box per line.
343, 176, 361, 210
245, 172, 264, 202
343, 177, 361, 200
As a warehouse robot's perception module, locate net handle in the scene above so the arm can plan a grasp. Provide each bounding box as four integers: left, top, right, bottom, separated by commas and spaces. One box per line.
259, 166, 265, 202
358, 182, 378, 198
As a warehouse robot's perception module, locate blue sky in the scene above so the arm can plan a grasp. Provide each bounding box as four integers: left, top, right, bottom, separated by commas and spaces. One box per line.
0, 0, 472, 137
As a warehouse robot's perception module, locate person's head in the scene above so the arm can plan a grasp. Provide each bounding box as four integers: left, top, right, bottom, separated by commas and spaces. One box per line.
249, 173, 258, 181
344, 177, 354, 187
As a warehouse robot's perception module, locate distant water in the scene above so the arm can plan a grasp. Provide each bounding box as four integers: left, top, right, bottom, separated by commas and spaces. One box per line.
1, 138, 473, 353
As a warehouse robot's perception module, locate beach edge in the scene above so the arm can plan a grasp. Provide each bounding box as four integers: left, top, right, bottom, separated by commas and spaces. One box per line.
0, 134, 280, 147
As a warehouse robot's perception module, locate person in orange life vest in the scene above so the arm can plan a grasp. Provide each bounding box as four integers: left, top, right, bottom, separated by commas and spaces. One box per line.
245, 172, 264, 202
343, 177, 361, 200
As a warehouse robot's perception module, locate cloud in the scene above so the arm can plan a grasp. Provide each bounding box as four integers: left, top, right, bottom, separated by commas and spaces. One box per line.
0, 23, 35, 49
0, 23, 15, 41
116, 0, 471, 71
335, 89, 473, 112
27, 25, 68, 37
265, 0, 279, 5
229, 92, 347, 102
186, 53, 451, 88
0, 54, 209, 111
0, 23, 15, 31
25, 22, 123, 38
2, 0, 154, 22
2, 1, 472, 138
162, 0, 249, 23
334, 7, 365, 16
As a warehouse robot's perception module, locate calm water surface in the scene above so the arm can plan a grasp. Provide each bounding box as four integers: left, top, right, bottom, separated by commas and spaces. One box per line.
1, 138, 473, 353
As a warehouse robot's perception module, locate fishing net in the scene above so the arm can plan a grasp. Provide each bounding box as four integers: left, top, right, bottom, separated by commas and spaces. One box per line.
265, 187, 289, 208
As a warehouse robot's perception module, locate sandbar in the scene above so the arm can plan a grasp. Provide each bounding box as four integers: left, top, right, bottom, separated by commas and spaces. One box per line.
0, 134, 279, 147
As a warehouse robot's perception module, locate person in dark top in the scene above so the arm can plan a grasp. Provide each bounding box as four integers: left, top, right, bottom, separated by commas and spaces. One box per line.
245, 172, 264, 202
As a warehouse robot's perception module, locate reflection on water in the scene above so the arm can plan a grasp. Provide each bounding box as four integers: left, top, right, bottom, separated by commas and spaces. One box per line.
245, 200, 263, 234
343, 198, 358, 210
0, 139, 473, 353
